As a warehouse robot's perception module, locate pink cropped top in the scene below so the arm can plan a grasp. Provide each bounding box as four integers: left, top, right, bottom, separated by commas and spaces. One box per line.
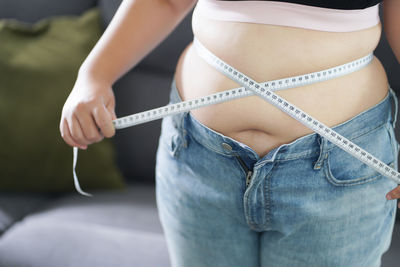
194, 0, 381, 32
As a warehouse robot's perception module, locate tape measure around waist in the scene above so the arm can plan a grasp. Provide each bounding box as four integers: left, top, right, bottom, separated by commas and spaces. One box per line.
192, 36, 400, 184
72, 37, 390, 197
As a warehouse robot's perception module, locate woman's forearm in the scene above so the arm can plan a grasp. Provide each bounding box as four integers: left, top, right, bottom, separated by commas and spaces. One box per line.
78, 0, 196, 86
383, 0, 400, 64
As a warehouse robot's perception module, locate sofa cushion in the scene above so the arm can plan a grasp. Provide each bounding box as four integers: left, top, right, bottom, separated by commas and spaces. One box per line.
0, 192, 57, 235
0, 220, 169, 267
0, 7, 126, 193
0, 0, 96, 23
23, 184, 163, 234
0, 184, 169, 267
98, 0, 122, 27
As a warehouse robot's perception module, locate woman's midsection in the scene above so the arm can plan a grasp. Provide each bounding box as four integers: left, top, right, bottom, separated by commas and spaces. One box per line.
173, 6, 389, 158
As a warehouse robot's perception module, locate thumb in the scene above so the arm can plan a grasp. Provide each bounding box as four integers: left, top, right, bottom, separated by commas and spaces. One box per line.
109, 107, 117, 121
105, 106, 117, 133
102, 98, 117, 133
103, 97, 117, 121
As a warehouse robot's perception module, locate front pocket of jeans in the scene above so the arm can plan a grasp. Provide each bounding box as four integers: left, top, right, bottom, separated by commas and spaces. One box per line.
323, 123, 395, 186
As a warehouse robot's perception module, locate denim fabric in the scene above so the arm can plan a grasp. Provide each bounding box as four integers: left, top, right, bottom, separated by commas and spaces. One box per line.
155, 77, 399, 267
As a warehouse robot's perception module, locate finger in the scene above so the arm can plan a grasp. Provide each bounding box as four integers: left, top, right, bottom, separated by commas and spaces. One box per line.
61, 119, 87, 149
92, 104, 115, 138
386, 185, 400, 201
75, 109, 104, 143
68, 114, 90, 146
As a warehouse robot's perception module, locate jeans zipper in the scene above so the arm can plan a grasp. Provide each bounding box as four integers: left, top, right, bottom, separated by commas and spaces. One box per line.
235, 155, 253, 188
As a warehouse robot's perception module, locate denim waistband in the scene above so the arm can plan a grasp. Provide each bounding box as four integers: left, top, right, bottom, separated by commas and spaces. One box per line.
168, 78, 398, 164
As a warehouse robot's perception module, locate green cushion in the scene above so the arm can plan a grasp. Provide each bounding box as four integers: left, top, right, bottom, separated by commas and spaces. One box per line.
0, 7, 126, 193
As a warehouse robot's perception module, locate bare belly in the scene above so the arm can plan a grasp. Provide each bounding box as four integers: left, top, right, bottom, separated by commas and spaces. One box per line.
174, 5, 389, 158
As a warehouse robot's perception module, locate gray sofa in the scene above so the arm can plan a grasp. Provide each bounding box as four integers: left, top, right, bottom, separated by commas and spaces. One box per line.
0, 0, 193, 266
0, 1, 399, 266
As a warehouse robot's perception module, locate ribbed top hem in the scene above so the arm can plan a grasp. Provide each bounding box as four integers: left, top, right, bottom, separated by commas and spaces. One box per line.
196, 0, 380, 32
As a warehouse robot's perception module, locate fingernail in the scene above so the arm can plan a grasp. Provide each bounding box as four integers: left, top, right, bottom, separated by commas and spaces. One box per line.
387, 194, 392, 200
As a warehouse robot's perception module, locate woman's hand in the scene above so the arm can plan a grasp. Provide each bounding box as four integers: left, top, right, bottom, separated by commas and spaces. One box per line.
59, 74, 117, 150
386, 186, 400, 208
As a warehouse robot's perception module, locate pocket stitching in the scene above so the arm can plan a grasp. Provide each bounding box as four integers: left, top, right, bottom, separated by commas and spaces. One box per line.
324, 157, 394, 186
322, 122, 395, 186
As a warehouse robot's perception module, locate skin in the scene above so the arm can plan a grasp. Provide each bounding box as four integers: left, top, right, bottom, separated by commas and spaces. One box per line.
59, 0, 400, 204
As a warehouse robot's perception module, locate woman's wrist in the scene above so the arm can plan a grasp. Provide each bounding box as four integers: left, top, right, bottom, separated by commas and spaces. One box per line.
77, 64, 115, 89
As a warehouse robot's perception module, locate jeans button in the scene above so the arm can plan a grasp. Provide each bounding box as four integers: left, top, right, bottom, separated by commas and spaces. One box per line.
221, 142, 233, 151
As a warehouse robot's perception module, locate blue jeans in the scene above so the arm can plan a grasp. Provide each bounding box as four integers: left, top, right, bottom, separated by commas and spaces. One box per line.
155, 78, 399, 267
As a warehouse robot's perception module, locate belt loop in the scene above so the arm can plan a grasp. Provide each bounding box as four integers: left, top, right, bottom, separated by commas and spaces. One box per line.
179, 109, 191, 148
172, 77, 190, 148
389, 85, 398, 129
313, 134, 327, 170
169, 78, 189, 147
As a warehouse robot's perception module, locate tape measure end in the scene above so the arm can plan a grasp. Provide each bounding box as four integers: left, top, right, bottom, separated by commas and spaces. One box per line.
80, 192, 93, 197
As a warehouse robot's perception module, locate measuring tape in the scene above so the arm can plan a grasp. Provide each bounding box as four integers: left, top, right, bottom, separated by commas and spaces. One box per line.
72, 36, 399, 197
